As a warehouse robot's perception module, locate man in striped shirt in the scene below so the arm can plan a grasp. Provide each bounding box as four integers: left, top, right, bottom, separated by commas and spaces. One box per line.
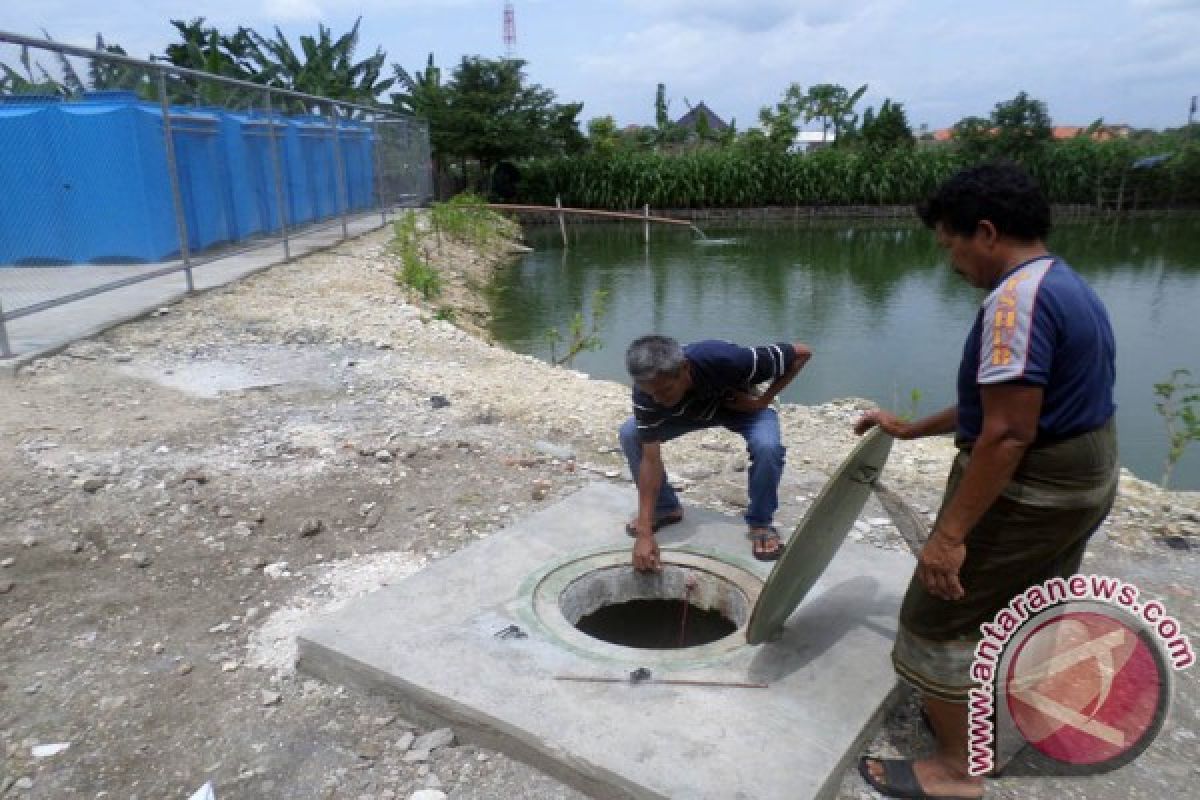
620, 335, 812, 571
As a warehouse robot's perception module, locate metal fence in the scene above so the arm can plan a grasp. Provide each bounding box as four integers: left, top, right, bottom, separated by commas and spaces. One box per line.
0, 31, 433, 359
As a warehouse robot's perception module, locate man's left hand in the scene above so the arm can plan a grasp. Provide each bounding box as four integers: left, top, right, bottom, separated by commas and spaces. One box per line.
723, 390, 767, 413
916, 529, 967, 601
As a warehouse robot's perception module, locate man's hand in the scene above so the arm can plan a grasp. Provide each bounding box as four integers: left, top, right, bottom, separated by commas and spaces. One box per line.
916, 529, 966, 601
632, 532, 661, 572
853, 408, 913, 439
723, 389, 767, 413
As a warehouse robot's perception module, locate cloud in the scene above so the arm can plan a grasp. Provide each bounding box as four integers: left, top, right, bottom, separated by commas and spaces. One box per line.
262, 0, 323, 21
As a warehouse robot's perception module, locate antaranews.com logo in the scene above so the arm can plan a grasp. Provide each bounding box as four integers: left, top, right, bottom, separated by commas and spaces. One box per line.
968, 574, 1195, 777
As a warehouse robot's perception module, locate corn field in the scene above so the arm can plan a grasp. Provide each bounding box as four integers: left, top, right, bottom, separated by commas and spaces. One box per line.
515, 140, 1200, 209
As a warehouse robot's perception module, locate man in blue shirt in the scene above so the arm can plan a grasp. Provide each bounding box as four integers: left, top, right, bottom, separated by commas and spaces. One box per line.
620, 335, 812, 571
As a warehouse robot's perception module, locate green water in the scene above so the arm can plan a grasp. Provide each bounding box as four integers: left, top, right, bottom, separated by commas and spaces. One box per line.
488, 217, 1200, 490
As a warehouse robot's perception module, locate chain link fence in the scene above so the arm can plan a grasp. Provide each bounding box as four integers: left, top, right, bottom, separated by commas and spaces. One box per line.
0, 31, 432, 359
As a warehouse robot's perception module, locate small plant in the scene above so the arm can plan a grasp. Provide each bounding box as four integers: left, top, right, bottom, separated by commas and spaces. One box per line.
545, 289, 609, 367
1154, 368, 1200, 489
430, 192, 518, 251
892, 385, 923, 421
392, 212, 441, 299
433, 307, 457, 323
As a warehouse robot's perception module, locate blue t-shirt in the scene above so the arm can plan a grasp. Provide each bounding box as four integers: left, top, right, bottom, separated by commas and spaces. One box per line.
956, 256, 1116, 444
633, 340, 796, 442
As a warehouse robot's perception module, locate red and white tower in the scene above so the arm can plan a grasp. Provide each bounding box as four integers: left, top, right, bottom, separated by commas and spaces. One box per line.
503, 1, 517, 59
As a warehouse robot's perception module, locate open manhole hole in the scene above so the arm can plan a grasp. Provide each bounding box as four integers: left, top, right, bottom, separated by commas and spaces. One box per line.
560, 564, 749, 649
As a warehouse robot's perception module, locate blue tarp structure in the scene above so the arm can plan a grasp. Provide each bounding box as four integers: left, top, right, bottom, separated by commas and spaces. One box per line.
0, 93, 376, 266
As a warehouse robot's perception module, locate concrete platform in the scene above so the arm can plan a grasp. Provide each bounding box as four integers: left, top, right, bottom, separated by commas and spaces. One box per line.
298, 483, 915, 800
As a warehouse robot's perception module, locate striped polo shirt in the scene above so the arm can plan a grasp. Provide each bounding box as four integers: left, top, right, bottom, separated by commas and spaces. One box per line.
956, 256, 1116, 444
633, 340, 796, 443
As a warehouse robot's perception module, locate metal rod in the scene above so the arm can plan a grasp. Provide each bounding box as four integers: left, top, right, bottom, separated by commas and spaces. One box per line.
0, 293, 12, 358
371, 116, 387, 225
263, 90, 292, 261
329, 103, 350, 240
0, 30, 400, 118
554, 676, 769, 689
488, 203, 694, 226
157, 69, 193, 292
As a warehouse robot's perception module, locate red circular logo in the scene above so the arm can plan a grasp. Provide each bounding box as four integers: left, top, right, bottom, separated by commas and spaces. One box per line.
1005, 610, 1166, 767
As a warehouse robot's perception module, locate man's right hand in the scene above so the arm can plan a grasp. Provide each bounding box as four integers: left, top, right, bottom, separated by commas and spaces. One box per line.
632, 531, 661, 572
853, 408, 913, 439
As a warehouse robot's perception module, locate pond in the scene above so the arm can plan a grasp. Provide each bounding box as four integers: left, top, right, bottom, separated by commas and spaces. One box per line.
488, 217, 1200, 490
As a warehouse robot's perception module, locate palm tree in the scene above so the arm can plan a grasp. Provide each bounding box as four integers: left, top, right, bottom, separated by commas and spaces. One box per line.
251, 18, 394, 109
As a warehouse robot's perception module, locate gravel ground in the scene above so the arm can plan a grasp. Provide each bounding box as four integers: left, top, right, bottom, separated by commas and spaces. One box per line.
1, 223, 1197, 799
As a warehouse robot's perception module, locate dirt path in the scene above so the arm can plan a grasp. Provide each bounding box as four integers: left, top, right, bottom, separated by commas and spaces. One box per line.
1, 223, 1197, 799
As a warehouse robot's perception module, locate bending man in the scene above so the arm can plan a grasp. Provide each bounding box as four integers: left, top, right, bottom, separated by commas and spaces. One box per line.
620, 335, 812, 572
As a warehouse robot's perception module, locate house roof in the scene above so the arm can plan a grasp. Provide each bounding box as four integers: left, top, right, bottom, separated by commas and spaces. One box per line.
674, 102, 730, 132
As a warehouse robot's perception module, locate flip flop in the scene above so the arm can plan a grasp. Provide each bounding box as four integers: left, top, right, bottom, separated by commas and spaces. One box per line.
748, 527, 785, 561
856, 757, 978, 800
624, 511, 684, 537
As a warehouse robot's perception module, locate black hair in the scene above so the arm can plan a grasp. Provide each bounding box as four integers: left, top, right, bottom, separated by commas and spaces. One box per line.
625, 334, 684, 381
917, 161, 1051, 240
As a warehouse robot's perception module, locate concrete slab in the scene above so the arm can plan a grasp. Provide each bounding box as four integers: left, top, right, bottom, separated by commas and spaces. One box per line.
0, 213, 389, 373
299, 483, 915, 800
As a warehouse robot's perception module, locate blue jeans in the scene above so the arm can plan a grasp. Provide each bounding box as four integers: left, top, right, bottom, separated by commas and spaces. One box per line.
618, 408, 786, 528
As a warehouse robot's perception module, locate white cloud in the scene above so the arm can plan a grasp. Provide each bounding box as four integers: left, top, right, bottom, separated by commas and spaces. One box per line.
262, 0, 323, 21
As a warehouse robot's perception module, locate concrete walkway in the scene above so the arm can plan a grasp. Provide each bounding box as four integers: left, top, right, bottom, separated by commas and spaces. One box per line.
0, 212, 391, 372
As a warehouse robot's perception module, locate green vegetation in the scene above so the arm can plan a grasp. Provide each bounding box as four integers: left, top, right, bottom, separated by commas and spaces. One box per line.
392, 212, 441, 299
1154, 369, 1200, 490
545, 289, 609, 367
429, 192, 518, 250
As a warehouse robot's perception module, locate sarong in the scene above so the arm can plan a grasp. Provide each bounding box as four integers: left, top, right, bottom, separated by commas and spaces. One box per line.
892, 417, 1118, 702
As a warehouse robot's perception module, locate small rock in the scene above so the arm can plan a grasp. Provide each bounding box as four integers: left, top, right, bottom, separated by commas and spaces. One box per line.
853, 520, 870, 533
375, 450, 394, 463
113, 352, 133, 363
152, 642, 165, 654
242, 556, 268, 571
364, 506, 385, 529
1, 557, 14, 568
531, 484, 550, 502
298, 519, 324, 538
729, 457, 747, 473
82, 477, 107, 493
868, 517, 892, 528
31, 742, 70, 758
221, 660, 240, 672
13, 777, 33, 791
132, 552, 152, 568
20, 536, 38, 548
181, 468, 209, 484
263, 562, 290, 578
261, 690, 282, 707
208, 622, 231, 634
408, 791, 446, 800
217, 506, 233, 518
0, 580, 14, 594
534, 440, 575, 461
395, 731, 416, 751
177, 663, 193, 676
430, 395, 451, 410
412, 727, 455, 752
402, 749, 430, 763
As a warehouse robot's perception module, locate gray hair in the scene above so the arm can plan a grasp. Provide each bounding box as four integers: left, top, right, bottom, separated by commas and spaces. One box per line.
625, 335, 685, 382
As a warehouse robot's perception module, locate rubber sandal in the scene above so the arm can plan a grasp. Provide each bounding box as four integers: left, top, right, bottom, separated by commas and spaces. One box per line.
857, 757, 977, 800
624, 511, 684, 537
749, 526, 785, 561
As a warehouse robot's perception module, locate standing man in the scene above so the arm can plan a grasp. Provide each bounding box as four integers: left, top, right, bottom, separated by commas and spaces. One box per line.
620, 335, 812, 572
855, 162, 1118, 800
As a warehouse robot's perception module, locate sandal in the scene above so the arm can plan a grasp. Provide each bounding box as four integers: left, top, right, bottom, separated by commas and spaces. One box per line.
857, 757, 978, 800
624, 509, 684, 537
748, 526, 785, 561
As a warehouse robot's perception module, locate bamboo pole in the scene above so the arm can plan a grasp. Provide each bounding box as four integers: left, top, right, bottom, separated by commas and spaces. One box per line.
486, 203, 694, 227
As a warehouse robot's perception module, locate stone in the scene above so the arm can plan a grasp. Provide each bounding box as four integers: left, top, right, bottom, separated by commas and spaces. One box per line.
408, 791, 446, 800
13, 777, 33, 791
716, 485, 748, 508
261, 690, 283, 707
729, 456, 747, 472
82, 477, 107, 493
412, 728, 455, 752
430, 395, 451, 410
0, 580, 13, 594
534, 441, 575, 461
395, 731, 416, 751
402, 749, 430, 763
181, 468, 209, 485
298, 519, 325, 538
177, 663, 193, 676
375, 450, 394, 464
20, 536, 38, 548
217, 507, 233, 519
132, 552, 152, 568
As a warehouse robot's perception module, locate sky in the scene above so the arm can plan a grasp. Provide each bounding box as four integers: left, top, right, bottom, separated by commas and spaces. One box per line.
1, 0, 1197, 132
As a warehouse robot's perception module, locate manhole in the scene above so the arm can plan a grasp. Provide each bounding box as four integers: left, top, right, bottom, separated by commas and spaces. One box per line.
526, 548, 762, 664
562, 564, 745, 649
